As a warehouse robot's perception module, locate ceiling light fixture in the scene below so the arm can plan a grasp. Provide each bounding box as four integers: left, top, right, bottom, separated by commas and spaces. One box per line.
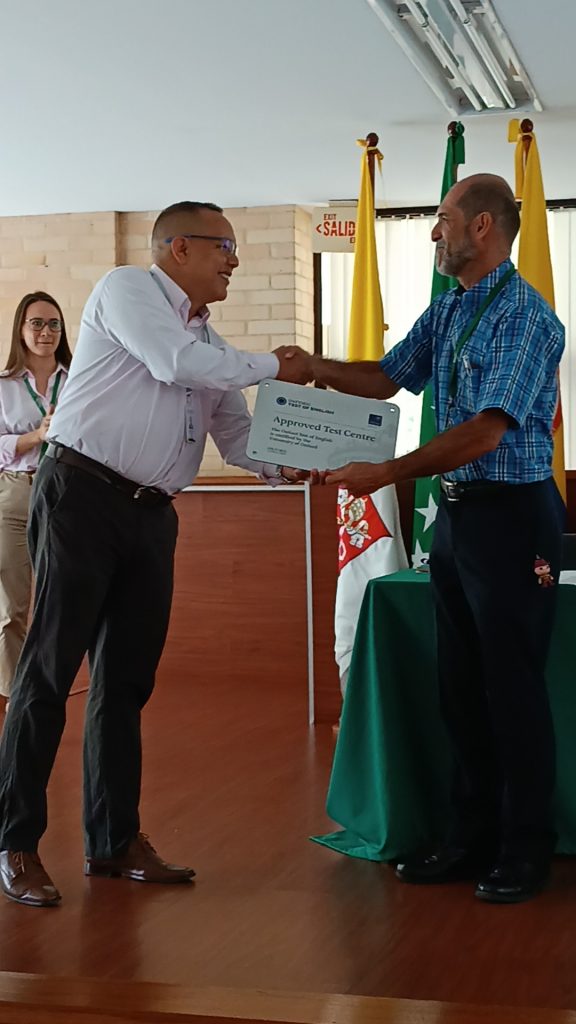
364, 0, 543, 115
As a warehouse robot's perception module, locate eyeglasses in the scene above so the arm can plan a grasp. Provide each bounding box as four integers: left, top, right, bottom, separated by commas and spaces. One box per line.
163, 234, 238, 257
24, 318, 63, 333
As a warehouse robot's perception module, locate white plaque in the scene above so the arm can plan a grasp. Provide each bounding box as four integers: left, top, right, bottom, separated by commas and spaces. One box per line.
248, 380, 399, 471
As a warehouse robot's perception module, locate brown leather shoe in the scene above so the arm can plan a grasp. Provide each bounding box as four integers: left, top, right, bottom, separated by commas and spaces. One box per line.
0, 851, 61, 907
84, 832, 195, 883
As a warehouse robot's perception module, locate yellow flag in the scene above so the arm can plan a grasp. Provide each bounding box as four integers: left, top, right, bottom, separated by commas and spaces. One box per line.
508, 119, 566, 501
347, 141, 385, 361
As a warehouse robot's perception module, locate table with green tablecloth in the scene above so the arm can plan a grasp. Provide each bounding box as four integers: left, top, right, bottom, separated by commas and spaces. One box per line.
313, 569, 576, 861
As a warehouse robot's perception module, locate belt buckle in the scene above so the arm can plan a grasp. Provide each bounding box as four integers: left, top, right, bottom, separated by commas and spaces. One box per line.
444, 479, 461, 499
442, 479, 461, 502
133, 484, 164, 505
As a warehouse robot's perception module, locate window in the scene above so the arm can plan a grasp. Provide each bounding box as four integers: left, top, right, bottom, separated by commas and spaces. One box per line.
322, 209, 575, 466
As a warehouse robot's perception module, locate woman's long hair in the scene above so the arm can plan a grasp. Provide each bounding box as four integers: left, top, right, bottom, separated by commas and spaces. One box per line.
3, 291, 72, 377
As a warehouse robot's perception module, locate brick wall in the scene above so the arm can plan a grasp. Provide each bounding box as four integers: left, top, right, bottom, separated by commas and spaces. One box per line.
0, 205, 314, 477
0, 212, 118, 345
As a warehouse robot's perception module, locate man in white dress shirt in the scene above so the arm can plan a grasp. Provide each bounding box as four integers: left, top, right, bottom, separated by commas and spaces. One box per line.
0, 201, 312, 907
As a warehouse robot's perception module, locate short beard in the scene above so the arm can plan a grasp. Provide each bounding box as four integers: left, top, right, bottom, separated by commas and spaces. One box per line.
436, 237, 477, 278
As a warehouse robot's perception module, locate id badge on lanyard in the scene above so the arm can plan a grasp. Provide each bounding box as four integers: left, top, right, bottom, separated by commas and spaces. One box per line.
444, 354, 471, 429
23, 369, 63, 461
185, 389, 195, 443
149, 271, 207, 446
184, 326, 210, 443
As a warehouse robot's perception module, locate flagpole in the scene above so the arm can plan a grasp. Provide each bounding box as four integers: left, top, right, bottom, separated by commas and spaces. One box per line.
521, 118, 534, 160
448, 121, 458, 180
365, 131, 379, 195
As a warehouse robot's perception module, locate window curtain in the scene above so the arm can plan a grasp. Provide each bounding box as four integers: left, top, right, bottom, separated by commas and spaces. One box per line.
322, 210, 575, 467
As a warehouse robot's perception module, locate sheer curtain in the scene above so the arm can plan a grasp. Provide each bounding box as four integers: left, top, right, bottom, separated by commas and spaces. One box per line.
322, 210, 575, 466
322, 216, 435, 456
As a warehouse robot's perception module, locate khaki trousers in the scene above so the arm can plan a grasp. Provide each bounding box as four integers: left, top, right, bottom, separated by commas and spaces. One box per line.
0, 472, 33, 696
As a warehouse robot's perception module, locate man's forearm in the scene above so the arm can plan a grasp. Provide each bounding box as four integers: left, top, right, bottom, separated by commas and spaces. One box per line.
388, 411, 511, 485
324, 410, 511, 496
311, 355, 398, 400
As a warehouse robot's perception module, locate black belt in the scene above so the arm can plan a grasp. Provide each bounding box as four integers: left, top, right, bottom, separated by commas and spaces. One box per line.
45, 444, 173, 507
440, 477, 513, 502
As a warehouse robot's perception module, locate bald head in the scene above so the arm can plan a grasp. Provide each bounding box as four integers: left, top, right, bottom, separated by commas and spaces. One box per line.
432, 173, 519, 287
151, 201, 223, 259
451, 174, 520, 247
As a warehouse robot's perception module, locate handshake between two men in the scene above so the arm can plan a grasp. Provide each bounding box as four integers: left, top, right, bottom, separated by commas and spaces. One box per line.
273, 344, 316, 388
270, 344, 396, 497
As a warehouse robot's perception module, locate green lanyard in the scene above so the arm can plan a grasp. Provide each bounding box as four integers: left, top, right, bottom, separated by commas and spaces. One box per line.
23, 369, 63, 461
448, 265, 516, 399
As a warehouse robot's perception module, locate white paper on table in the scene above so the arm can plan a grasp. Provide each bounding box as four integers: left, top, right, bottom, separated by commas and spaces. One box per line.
559, 570, 576, 585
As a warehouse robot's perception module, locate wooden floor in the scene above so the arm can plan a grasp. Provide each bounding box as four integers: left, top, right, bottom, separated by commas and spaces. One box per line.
1, 650, 576, 1019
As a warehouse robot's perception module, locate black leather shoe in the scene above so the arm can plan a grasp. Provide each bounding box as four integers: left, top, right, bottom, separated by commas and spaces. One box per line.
475, 859, 550, 904
396, 845, 489, 884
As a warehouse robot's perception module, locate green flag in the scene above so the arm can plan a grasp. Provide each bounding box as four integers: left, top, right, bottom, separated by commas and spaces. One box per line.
411, 123, 465, 568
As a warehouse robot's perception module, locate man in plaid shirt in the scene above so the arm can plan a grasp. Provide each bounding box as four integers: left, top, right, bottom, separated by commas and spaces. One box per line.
311, 173, 565, 904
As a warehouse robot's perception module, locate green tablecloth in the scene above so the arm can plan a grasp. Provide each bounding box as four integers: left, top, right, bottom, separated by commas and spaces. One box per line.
313, 569, 576, 861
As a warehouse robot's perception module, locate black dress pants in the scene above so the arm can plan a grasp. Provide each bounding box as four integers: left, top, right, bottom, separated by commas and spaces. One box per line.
0, 457, 178, 857
429, 478, 563, 862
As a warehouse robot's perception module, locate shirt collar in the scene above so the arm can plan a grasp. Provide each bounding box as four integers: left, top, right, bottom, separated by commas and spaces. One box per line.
459, 258, 514, 310
19, 363, 67, 381
150, 264, 211, 327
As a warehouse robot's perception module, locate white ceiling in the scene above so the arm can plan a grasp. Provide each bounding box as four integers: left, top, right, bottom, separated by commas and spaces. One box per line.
1, 0, 575, 217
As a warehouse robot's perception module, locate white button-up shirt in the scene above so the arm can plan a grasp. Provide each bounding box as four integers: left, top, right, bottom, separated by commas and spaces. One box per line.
49, 265, 281, 493
0, 366, 68, 472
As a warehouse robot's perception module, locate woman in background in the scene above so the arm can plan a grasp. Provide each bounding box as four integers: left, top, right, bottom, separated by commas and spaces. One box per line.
0, 292, 72, 709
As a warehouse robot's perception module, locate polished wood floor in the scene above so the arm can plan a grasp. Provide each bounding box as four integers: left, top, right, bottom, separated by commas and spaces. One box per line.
1, 652, 576, 1019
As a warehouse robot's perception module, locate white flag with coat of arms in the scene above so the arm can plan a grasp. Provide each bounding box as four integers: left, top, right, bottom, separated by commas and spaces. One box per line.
335, 486, 408, 695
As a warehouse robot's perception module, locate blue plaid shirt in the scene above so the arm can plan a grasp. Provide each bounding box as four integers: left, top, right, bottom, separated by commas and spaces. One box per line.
380, 259, 565, 483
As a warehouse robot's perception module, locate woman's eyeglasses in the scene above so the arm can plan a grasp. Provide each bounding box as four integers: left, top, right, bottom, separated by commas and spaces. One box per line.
24, 318, 63, 333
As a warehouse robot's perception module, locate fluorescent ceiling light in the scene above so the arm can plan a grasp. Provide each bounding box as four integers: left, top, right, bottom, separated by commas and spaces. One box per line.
365, 0, 543, 115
